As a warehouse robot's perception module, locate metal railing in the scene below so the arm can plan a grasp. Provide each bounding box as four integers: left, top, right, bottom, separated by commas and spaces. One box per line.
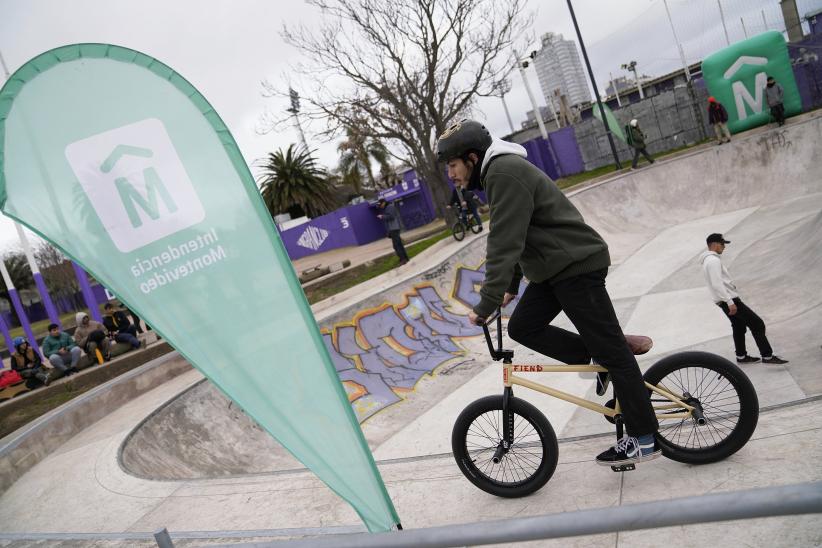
211, 482, 822, 548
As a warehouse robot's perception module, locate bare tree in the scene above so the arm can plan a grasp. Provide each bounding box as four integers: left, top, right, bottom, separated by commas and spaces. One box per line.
262, 0, 530, 217
34, 243, 83, 309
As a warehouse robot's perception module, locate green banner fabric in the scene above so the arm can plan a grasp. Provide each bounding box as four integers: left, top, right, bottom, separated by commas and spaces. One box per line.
0, 44, 399, 532
592, 102, 626, 143
702, 31, 801, 133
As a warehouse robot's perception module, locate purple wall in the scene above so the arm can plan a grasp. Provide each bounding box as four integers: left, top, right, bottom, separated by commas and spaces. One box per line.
547, 126, 585, 177
280, 203, 385, 261
521, 138, 560, 180
790, 34, 822, 110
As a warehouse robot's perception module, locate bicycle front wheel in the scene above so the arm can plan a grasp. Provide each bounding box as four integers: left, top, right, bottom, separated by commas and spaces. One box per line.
452, 395, 558, 497
644, 351, 759, 465
451, 221, 466, 241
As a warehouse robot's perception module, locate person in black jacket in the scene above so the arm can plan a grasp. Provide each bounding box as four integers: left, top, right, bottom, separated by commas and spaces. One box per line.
102, 303, 141, 349
708, 97, 731, 144
376, 198, 409, 265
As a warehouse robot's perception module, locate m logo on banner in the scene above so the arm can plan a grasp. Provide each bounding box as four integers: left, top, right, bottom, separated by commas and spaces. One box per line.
65, 118, 205, 253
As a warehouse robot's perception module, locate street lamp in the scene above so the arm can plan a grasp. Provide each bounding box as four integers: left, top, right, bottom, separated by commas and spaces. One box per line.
287, 87, 308, 149
566, 0, 622, 170
515, 50, 549, 139
496, 79, 516, 134
519, 51, 562, 132
621, 60, 644, 99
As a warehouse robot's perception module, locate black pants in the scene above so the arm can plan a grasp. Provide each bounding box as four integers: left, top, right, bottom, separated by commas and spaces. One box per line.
631, 147, 654, 168
388, 230, 408, 262
507, 269, 659, 437
718, 298, 773, 358
770, 104, 785, 125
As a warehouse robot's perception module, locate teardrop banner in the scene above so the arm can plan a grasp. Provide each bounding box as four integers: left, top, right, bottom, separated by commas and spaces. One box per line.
0, 44, 400, 532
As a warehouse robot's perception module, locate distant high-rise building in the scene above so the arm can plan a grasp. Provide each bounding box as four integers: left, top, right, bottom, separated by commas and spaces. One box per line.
532, 32, 591, 108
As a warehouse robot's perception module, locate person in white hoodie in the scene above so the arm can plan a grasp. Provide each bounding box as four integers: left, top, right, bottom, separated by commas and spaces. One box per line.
700, 233, 788, 365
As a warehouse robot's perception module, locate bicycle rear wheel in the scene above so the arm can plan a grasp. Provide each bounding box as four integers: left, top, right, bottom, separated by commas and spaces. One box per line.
468, 216, 483, 234
451, 221, 466, 241
452, 395, 558, 497
644, 351, 758, 465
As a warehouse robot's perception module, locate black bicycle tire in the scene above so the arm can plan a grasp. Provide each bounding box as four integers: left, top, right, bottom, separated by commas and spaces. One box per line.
452, 221, 466, 241
468, 216, 482, 234
644, 351, 759, 465
452, 395, 558, 497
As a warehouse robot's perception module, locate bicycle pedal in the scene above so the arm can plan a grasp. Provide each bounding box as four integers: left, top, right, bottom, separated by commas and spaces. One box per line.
610, 463, 636, 473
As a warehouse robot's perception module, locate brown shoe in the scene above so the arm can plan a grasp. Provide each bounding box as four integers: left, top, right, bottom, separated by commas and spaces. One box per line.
625, 335, 653, 355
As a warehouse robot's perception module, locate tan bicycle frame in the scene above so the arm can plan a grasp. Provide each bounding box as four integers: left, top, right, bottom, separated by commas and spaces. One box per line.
502, 363, 694, 420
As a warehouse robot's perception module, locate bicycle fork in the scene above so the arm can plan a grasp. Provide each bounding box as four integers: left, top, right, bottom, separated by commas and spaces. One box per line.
493, 359, 516, 464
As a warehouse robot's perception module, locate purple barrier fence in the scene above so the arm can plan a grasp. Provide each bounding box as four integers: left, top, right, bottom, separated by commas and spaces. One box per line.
547, 126, 585, 177
522, 138, 560, 180
789, 33, 822, 110
280, 202, 387, 261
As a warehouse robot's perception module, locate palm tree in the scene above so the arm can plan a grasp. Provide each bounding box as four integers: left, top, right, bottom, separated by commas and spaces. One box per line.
0, 252, 33, 293
257, 145, 339, 220
337, 126, 392, 193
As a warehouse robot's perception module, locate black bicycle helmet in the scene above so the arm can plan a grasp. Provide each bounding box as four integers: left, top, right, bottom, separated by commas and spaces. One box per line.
436, 119, 493, 163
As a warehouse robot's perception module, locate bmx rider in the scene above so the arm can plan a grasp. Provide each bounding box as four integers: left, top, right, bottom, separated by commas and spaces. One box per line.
437, 119, 660, 466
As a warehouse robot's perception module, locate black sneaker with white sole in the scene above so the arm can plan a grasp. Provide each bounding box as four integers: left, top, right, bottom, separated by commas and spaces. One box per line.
596, 435, 661, 466
762, 355, 789, 365
736, 355, 760, 364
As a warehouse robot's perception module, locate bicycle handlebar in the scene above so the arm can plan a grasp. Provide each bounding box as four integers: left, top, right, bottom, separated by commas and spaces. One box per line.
480, 308, 507, 361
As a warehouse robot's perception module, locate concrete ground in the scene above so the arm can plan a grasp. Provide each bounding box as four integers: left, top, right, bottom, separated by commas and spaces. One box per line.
1, 111, 821, 547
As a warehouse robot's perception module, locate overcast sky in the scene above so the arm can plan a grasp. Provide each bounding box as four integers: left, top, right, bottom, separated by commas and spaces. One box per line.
1, 0, 820, 252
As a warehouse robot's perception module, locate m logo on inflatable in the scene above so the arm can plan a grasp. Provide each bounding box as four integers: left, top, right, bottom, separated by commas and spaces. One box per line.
702, 31, 802, 133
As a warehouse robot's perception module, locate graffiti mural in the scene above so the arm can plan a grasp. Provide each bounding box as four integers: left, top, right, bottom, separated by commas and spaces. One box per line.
324, 283, 481, 421
323, 261, 528, 422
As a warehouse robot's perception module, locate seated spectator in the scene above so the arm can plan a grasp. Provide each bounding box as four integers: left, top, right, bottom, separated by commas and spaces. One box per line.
73, 312, 110, 363
122, 303, 150, 334
10, 336, 52, 387
41, 324, 81, 376
103, 303, 141, 349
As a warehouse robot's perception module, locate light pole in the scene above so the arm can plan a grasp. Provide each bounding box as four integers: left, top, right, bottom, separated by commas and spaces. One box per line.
497, 79, 516, 134
566, 0, 622, 170
1, 48, 62, 327
609, 72, 622, 107
287, 87, 308, 150
515, 50, 550, 139
717, 0, 731, 46
621, 61, 644, 99
661, 0, 707, 140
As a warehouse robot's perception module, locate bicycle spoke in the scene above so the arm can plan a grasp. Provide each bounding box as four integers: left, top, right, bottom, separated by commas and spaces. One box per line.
652, 363, 747, 451
465, 408, 545, 486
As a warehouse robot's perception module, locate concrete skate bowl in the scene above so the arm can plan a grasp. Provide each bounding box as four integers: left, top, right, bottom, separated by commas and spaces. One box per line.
121, 113, 822, 480
122, 236, 494, 479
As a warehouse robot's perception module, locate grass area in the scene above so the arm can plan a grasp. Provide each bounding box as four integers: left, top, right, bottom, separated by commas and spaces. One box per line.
555, 139, 710, 190
304, 227, 453, 304
0, 384, 94, 438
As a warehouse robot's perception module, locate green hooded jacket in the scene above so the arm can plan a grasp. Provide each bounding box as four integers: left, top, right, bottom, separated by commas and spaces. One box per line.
474, 139, 610, 318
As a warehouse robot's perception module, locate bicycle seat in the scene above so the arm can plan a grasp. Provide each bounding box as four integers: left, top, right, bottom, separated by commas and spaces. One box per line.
625, 335, 653, 355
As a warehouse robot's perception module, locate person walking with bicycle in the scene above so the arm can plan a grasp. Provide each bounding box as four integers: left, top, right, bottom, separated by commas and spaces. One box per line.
437, 119, 660, 467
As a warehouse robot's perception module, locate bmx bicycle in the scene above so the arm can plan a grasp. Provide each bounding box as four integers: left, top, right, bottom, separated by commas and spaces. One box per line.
451, 309, 759, 498
447, 205, 482, 241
